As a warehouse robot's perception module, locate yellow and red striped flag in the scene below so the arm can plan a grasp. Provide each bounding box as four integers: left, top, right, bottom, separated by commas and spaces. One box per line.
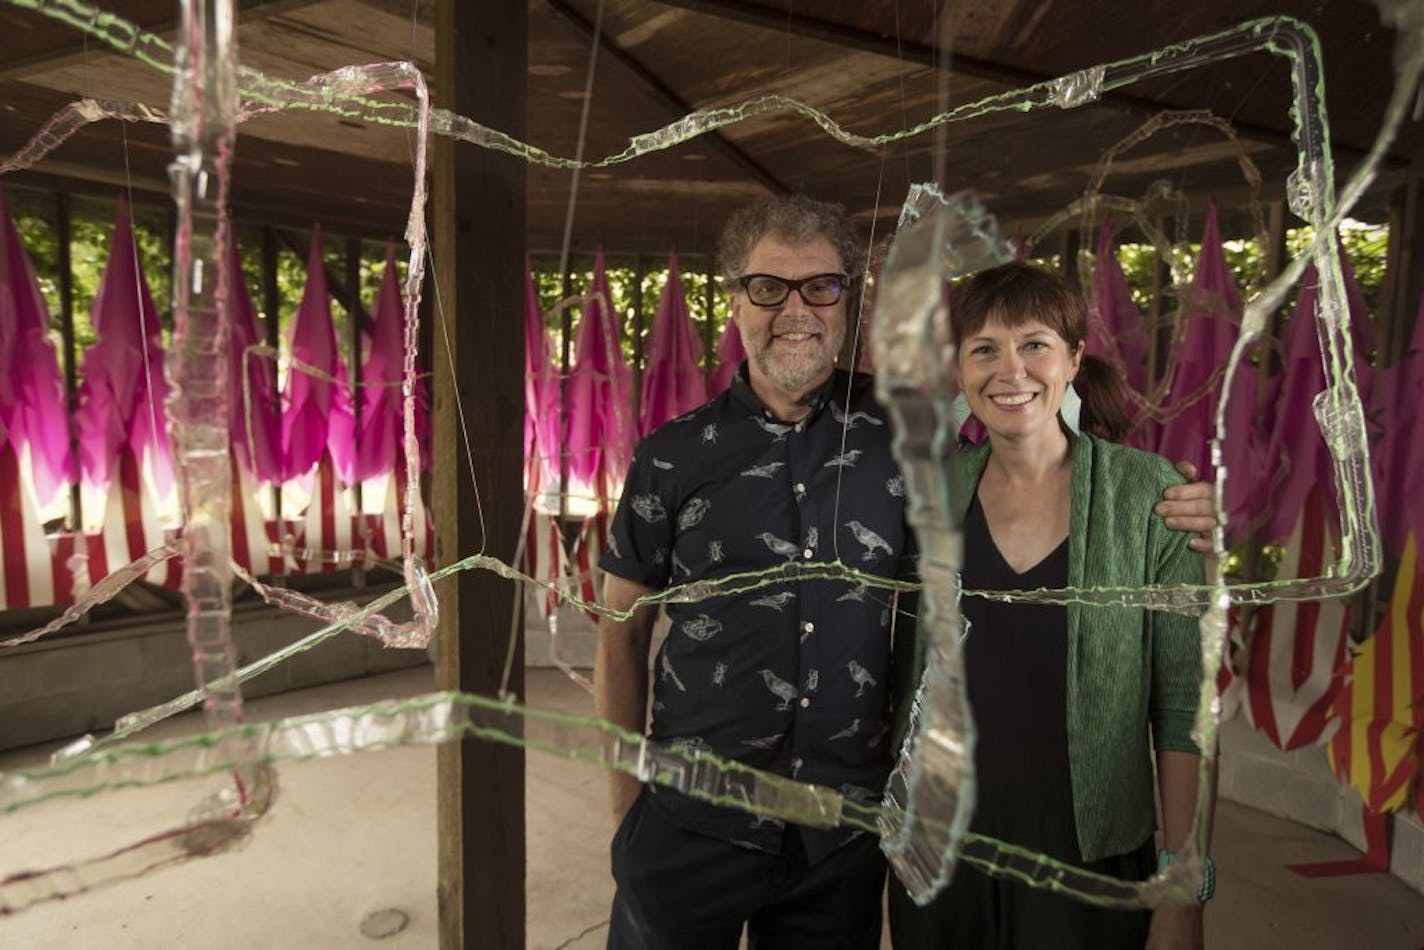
1327, 530, 1424, 814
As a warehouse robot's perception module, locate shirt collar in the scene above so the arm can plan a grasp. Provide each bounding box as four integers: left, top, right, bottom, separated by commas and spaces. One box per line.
729, 361, 840, 423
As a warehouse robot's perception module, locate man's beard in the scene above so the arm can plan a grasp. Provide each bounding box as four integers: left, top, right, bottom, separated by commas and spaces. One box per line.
747, 322, 845, 393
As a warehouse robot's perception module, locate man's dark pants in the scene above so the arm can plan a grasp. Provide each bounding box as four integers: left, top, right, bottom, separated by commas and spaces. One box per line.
607, 789, 886, 949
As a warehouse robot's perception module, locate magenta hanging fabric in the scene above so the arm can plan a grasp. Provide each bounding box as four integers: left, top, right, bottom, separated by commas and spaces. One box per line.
565, 246, 632, 499
709, 319, 746, 395
1263, 249, 1378, 546
1373, 285, 1423, 558
639, 250, 707, 436
523, 258, 560, 490
74, 194, 173, 503
0, 186, 71, 506
351, 242, 407, 484
1154, 205, 1262, 531
226, 234, 280, 483
281, 226, 355, 482
1088, 221, 1149, 395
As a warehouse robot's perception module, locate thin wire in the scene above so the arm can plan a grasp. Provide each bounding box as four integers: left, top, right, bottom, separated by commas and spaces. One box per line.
554, 0, 605, 283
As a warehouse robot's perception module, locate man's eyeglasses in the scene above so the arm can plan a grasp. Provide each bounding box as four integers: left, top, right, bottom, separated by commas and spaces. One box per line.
736, 273, 850, 308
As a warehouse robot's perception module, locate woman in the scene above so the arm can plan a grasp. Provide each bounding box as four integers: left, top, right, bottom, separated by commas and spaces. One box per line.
889, 262, 1210, 950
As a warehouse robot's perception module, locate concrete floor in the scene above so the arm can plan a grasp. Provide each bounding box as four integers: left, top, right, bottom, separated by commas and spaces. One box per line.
1, 667, 1422, 949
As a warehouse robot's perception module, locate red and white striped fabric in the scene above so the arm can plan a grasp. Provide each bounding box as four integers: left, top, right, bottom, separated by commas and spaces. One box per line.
83, 446, 181, 591
571, 508, 610, 621
524, 507, 568, 619
0, 440, 82, 609
1242, 486, 1351, 750
360, 464, 434, 565
283, 450, 358, 574
231, 458, 287, 577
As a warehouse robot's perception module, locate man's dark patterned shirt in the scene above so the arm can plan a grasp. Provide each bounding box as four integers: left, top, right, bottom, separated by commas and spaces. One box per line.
600, 365, 911, 863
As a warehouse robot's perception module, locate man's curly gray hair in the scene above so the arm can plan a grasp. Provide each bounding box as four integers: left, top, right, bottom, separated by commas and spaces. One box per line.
716, 194, 863, 286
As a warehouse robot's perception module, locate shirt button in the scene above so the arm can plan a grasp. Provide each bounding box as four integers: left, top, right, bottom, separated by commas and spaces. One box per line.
794, 482, 806, 494
794, 422, 804, 433
802, 621, 815, 634
792, 757, 803, 770
802, 548, 814, 559
799, 697, 811, 708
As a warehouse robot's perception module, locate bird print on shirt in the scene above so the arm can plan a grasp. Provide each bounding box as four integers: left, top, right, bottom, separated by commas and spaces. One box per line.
630, 494, 667, 523
845, 520, 892, 560
661, 651, 687, 692
677, 497, 712, 531
756, 532, 801, 560
671, 550, 690, 577
681, 614, 722, 641
831, 403, 885, 429
605, 533, 623, 560
757, 669, 797, 711
847, 660, 877, 697
837, 584, 869, 603
866, 722, 890, 749
752, 416, 793, 440
823, 449, 864, 469
740, 461, 785, 478
652, 458, 674, 470
749, 591, 796, 611
829, 719, 860, 741
741, 732, 784, 750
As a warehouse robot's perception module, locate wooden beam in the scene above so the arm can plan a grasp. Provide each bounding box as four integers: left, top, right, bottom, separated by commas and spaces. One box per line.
433, 1, 527, 947
0, 0, 325, 82
650, 0, 1388, 166
545, 0, 789, 195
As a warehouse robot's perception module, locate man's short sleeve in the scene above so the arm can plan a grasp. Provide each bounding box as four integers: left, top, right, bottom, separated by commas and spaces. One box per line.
599, 441, 676, 590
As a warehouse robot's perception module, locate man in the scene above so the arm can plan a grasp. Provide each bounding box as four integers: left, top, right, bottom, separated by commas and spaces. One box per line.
595, 194, 1215, 949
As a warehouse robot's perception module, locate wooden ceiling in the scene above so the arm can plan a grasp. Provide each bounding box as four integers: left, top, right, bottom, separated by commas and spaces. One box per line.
0, 0, 1416, 256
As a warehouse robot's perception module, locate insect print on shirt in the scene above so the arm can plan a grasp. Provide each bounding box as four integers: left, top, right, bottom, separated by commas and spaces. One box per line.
681, 614, 722, 641
707, 540, 724, 564
712, 662, 727, 687
847, 660, 878, 697
701, 423, 718, 444
757, 669, 797, 711
677, 496, 712, 531
805, 669, 819, 693
804, 526, 819, 550
630, 493, 667, 523
885, 474, 905, 497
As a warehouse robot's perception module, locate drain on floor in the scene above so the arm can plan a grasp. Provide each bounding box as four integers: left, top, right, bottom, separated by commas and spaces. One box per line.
360, 908, 411, 940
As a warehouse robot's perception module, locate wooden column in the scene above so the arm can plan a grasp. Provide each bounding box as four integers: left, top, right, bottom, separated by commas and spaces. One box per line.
56, 191, 82, 534
432, 2, 527, 947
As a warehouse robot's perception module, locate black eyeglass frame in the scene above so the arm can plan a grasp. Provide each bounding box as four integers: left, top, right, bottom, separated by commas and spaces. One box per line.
735, 272, 852, 308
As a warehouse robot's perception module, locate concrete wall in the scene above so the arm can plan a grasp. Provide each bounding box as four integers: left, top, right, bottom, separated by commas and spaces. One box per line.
1219, 712, 1424, 895
0, 584, 428, 753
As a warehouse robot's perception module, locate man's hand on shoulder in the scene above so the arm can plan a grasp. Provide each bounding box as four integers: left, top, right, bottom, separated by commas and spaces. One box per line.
1154, 461, 1218, 553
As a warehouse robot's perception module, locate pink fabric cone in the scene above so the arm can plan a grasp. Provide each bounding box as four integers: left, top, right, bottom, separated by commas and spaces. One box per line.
1373, 285, 1424, 557
524, 258, 560, 488
227, 234, 281, 482
1264, 247, 1378, 546
639, 251, 707, 436
0, 186, 71, 504
709, 319, 746, 395
1088, 221, 1149, 395
1154, 205, 1263, 532
352, 242, 411, 483
565, 247, 633, 497
74, 193, 173, 500
281, 225, 355, 482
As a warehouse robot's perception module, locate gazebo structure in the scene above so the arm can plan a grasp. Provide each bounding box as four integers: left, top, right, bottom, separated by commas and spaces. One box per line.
1, 1, 1422, 946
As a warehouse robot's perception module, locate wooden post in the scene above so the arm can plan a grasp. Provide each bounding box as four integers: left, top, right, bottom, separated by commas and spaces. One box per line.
432, 2, 527, 948
56, 191, 82, 535
346, 234, 365, 586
